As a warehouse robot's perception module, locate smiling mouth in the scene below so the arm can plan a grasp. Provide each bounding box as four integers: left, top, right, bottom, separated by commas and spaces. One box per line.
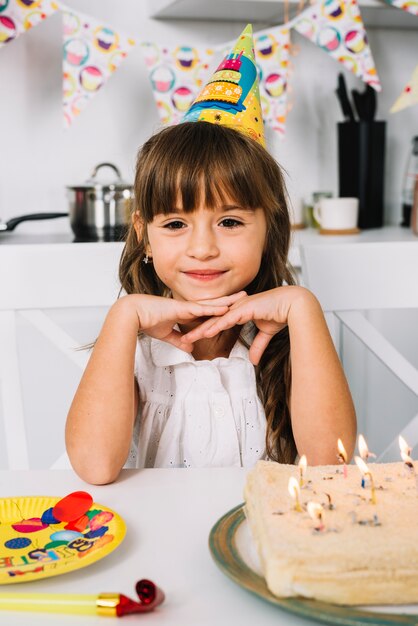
183, 270, 227, 281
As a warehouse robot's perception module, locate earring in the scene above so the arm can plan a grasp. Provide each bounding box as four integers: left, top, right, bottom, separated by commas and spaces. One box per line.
143, 254, 152, 264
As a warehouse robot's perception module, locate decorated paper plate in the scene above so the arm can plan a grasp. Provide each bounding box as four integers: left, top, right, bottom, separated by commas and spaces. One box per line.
209, 504, 418, 626
0, 492, 126, 584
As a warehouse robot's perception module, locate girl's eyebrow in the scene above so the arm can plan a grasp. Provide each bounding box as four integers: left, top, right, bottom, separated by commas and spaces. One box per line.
167, 204, 255, 214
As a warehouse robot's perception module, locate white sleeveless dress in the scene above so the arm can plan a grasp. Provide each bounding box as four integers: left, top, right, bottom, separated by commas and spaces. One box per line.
126, 322, 267, 468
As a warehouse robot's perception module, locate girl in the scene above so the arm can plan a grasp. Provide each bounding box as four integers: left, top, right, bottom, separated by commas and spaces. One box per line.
65, 121, 356, 484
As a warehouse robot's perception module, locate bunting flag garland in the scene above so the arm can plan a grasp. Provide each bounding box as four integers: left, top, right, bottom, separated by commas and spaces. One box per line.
140, 42, 215, 125
62, 6, 136, 128
390, 64, 418, 113
292, 0, 381, 91
0, 0, 58, 49
0, 0, 397, 134
384, 0, 418, 17
254, 26, 290, 138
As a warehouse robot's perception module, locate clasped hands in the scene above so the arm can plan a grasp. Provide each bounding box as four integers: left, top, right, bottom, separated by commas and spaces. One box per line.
153, 286, 305, 365
136, 286, 307, 365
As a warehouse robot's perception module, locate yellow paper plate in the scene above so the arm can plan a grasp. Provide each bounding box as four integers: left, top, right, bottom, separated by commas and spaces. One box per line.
0, 496, 126, 584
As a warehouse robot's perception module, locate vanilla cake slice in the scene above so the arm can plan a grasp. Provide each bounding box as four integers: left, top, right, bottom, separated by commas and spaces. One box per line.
244, 460, 418, 605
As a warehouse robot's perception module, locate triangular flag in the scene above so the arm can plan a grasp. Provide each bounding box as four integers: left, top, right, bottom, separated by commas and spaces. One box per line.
62, 7, 135, 128
255, 26, 290, 139
384, 0, 418, 17
390, 64, 418, 113
140, 42, 215, 126
0, 0, 58, 49
183, 24, 265, 146
293, 0, 381, 91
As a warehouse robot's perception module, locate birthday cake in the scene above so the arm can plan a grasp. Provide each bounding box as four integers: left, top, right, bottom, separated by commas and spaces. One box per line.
244, 460, 418, 605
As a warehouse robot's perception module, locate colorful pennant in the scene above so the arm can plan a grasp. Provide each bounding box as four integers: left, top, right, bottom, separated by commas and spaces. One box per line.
384, 0, 418, 17
292, 0, 381, 91
255, 26, 290, 138
62, 7, 136, 128
390, 64, 418, 113
0, 0, 58, 49
140, 42, 215, 125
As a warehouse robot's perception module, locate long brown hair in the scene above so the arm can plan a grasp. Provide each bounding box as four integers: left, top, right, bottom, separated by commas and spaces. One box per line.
120, 121, 297, 463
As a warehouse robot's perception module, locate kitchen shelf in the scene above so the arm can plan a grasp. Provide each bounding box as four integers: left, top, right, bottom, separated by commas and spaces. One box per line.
148, 0, 418, 29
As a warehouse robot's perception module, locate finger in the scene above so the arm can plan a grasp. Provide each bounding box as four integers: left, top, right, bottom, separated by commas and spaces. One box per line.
175, 303, 228, 322
163, 330, 194, 352
190, 303, 230, 318
201, 307, 251, 337
180, 316, 221, 343
182, 308, 248, 343
248, 331, 273, 366
195, 291, 247, 307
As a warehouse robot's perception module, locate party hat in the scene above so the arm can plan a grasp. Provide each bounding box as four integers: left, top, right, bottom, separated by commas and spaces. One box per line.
182, 24, 265, 146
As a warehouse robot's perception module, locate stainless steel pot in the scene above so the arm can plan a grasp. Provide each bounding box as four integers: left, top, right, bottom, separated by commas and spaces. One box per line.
67, 162, 134, 242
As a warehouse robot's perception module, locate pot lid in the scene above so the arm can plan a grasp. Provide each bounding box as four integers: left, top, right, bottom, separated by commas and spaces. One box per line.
67, 162, 133, 190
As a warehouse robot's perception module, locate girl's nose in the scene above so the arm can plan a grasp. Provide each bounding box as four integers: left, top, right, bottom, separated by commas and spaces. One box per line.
186, 227, 219, 260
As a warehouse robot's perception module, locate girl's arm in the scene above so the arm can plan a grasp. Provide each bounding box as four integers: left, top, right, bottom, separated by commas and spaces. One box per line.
65, 297, 139, 485
287, 290, 357, 464
66, 293, 241, 484
180, 287, 357, 465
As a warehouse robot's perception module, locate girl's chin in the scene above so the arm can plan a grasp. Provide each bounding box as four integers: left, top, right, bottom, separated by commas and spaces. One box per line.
172, 288, 230, 302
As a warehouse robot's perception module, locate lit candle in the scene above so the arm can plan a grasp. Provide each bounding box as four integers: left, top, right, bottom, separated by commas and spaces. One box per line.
288, 476, 303, 512
358, 434, 376, 461
298, 455, 307, 487
337, 438, 348, 478
355, 456, 377, 504
398, 436, 418, 491
399, 435, 414, 470
307, 501, 325, 532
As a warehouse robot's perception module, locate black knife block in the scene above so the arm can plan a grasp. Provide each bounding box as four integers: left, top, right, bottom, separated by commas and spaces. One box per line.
338, 121, 386, 229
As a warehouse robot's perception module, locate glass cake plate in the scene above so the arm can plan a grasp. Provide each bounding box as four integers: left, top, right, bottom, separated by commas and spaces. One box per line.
209, 503, 418, 626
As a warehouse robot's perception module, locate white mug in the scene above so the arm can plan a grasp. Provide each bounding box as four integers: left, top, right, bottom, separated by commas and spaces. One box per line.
313, 197, 359, 230
289, 197, 305, 228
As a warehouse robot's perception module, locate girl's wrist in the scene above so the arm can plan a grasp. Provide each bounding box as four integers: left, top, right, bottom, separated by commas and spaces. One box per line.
285, 287, 321, 325
110, 295, 142, 331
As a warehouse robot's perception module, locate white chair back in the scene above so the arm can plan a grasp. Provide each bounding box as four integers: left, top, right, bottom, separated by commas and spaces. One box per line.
0, 243, 123, 469
300, 241, 418, 461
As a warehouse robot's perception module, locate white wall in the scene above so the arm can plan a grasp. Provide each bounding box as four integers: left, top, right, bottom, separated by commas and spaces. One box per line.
1, 0, 417, 232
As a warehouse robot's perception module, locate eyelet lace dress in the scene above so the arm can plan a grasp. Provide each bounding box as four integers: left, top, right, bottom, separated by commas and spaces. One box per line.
126, 322, 267, 468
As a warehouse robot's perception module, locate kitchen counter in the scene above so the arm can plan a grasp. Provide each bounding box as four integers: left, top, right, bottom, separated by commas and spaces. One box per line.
0, 225, 416, 268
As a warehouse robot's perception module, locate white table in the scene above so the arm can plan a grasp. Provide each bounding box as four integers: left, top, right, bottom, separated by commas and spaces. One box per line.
0, 469, 313, 626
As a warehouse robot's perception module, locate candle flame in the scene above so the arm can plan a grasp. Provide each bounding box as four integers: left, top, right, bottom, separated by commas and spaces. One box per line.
337, 438, 347, 463
298, 455, 307, 473
307, 501, 323, 521
354, 455, 369, 476
358, 434, 369, 460
288, 476, 300, 499
399, 435, 411, 457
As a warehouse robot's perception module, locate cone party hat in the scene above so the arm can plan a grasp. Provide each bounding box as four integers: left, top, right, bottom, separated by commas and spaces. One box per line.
182, 24, 265, 146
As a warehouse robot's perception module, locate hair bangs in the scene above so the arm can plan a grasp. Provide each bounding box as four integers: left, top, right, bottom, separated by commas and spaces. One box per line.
136, 122, 278, 221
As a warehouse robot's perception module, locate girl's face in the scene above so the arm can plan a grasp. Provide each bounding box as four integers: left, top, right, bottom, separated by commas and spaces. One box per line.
143, 194, 267, 301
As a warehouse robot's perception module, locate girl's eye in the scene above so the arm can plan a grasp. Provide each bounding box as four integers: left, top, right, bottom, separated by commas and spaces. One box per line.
163, 219, 243, 229
219, 218, 243, 229
164, 221, 186, 229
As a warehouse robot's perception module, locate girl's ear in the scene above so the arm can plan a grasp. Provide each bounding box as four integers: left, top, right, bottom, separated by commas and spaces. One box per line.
132, 211, 144, 243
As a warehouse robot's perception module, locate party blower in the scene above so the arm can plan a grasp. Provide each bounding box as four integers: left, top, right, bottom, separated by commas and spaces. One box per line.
0, 579, 165, 617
